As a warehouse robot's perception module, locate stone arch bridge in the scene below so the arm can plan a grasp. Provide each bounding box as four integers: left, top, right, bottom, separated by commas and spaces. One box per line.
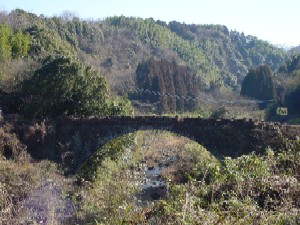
11, 116, 300, 174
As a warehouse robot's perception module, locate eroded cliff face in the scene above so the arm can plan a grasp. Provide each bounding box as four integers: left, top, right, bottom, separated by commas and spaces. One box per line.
2, 116, 300, 174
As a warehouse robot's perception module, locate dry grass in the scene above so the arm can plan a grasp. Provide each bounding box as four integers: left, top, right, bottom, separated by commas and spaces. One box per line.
1, 127, 299, 224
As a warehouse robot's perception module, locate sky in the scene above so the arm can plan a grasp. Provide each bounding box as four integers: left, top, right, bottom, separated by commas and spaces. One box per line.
0, 0, 299, 47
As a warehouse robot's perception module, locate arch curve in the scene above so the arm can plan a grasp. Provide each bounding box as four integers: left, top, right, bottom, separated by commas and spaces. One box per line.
52, 116, 298, 174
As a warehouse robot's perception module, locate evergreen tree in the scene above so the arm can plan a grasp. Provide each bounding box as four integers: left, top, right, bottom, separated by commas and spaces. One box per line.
0, 23, 12, 61
286, 85, 300, 114
135, 58, 200, 113
19, 57, 111, 118
11, 30, 30, 58
241, 65, 276, 100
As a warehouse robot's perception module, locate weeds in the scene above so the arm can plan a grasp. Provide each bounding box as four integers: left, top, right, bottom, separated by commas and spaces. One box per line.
0, 129, 299, 224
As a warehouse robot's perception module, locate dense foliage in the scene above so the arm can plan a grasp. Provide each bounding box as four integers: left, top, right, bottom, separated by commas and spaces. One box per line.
167, 22, 287, 83
0, 10, 289, 96
271, 55, 300, 119
0, 22, 30, 61
0, 10, 295, 118
285, 85, 300, 115
279, 54, 300, 75
241, 65, 276, 100
153, 145, 300, 224
135, 58, 201, 113
14, 57, 132, 118
19, 57, 110, 117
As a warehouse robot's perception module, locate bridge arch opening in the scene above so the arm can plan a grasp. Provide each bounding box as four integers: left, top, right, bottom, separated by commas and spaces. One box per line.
77, 130, 219, 202
57, 116, 296, 179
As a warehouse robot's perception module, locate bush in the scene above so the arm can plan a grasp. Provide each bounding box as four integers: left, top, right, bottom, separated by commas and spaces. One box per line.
19, 57, 111, 118
143, 143, 300, 224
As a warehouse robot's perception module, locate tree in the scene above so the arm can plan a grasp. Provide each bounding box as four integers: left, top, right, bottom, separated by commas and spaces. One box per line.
19, 56, 112, 118
0, 22, 12, 61
109, 95, 134, 116
286, 85, 300, 114
10, 30, 30, 58
0, 22, 30, 61
241, 65, 276, 100
135, 58, 200, 113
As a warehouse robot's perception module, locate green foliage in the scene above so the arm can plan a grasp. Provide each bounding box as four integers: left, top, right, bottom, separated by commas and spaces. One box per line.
274, 54, 300, 119
222, 154, 270, 185
0, 22, 30, 61
78, 133, 137, 182
2, 9, 300, 224
0, 11, 290, 106
151, 145, 300, 224
76, 133, 139, 224
19, 57, 111, 118
285, 85, 300, 114
1, 122, 300, 224
105, 16, 219, 87
169, 22, 286, 85
241, 65, 276, 100
109, 95, 134, 116
0, 23, 12, 61
278, 54, 300, 74
10, 30, 30, 58
175, 141, 220, 182
26, 25, 76, 58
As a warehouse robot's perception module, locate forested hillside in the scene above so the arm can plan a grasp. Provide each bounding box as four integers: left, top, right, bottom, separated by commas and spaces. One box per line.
167, 22, 286, 82
0, 9, 298, 117
0, 10, 288, 90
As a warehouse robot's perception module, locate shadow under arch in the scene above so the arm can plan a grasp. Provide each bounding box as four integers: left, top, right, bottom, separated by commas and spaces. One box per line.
77, 129, 219, 179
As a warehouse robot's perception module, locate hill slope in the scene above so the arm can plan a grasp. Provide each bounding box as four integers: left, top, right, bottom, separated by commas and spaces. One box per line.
0, 9, 289, 115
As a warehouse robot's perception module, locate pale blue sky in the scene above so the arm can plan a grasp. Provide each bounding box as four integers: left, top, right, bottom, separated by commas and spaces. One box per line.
0, 0, 299, 47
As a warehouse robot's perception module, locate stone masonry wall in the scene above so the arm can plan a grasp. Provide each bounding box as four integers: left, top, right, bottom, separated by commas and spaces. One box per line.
3, 116, 300, 173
